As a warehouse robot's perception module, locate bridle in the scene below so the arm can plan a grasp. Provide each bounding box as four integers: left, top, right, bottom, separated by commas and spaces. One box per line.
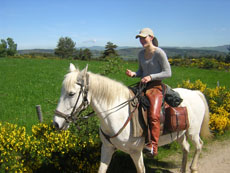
54, 74, 90, 124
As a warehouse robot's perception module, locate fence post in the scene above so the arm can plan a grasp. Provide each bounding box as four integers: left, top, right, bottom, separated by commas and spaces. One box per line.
217, 81, 220, 87
36, 105, 43, 123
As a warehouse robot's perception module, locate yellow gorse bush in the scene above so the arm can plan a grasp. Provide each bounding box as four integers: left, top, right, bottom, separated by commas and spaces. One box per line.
0, 122, 27, 172
179, 80, 230, 134
169, 58, 230, 71
0, 122, 100, 172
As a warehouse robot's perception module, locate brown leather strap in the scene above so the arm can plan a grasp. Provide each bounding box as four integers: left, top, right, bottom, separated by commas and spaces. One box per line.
100, 92, 139, 144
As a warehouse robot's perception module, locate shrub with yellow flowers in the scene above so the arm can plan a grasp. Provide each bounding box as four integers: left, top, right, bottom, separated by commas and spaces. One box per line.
0, 121, 101, 172
169, 58, 230, 71
0, 122, 27, 172
179, 80, 230, 134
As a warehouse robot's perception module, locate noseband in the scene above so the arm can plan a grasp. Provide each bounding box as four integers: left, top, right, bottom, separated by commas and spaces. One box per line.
54, 74, 89, 124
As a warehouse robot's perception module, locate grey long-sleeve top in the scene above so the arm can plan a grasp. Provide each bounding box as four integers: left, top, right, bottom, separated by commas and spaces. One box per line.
135, 47, 172, 81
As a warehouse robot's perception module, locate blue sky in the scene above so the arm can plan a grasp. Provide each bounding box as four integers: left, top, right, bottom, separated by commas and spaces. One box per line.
1, 0, 230, 49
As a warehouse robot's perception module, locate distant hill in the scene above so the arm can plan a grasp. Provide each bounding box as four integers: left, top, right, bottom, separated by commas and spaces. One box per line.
167, 45, 229, 53
198, 45, 229, 53
18, 45, 228, 59
163, 47, 226, 58
118, 47, 227, 60
18, 49, 54, 54
79, 46, 105, 51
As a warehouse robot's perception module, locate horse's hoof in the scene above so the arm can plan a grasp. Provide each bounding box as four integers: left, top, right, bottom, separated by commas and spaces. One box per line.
191, 171, 198, 173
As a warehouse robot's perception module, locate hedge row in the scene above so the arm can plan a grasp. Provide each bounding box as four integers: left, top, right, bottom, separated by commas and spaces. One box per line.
169, 58, 230, 71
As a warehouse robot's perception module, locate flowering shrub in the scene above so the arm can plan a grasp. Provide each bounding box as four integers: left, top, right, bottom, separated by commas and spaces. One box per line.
0, 122, 100, 172
169, 58, 230, 71
178, 80, 230, 134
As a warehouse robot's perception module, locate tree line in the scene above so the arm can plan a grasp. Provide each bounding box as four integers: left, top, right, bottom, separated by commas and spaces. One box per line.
54, 37, 119, 60
1, 36, 230, 63
0, 36, 119, 60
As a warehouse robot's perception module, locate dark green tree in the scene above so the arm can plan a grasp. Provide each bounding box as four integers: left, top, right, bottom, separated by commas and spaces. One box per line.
82, 48, 92, 60
225, 45, 230, 63
55, 37, 76, 58
74, 48, 83, 60
6, 38, 17, 56
101, 42, 118, 59
74, 48, 92, 60
0, 38, 17, 57
0, 39, 7, 57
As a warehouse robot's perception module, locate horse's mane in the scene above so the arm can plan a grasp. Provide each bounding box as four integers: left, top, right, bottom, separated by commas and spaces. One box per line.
88, 72, 130, 106
62, 69, 130, 106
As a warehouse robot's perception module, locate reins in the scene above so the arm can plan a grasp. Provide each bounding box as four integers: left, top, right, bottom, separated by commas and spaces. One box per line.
99, 82, 146, 144
100, 102, 138, 143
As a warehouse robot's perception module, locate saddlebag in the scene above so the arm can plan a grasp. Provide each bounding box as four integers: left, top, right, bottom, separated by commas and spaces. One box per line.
165, 106, 189, 132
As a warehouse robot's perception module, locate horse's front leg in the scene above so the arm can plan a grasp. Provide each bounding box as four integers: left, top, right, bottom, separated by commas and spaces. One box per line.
98, 143, 115, 173
130, 151, 145, 173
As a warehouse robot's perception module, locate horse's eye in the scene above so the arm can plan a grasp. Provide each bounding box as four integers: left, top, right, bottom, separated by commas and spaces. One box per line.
68, 92, 75, 97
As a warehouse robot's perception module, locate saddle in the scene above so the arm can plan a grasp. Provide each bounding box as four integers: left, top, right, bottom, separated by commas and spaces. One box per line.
129, 84, 189, 138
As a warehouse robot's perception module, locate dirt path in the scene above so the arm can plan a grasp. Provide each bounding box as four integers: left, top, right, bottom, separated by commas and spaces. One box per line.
168, 139, 230, 173
108, 139, 230, 172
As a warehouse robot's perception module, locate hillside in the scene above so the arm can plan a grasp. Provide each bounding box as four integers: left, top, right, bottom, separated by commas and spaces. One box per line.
18, 49, 54, 54
18, 45, 227, 60
198, 45, 229, 53
118, 47, 226, 60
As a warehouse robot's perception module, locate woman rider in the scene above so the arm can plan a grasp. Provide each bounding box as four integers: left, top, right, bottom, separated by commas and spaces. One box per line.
126, 28, 172, 156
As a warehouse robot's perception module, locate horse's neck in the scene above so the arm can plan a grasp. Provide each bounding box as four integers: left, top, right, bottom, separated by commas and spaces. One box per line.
88, 72, 130, 107
88, 72, 130, 134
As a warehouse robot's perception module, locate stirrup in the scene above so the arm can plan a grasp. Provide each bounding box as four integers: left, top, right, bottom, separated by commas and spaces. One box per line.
143, 144, 158, 157
143, 146, 154, 157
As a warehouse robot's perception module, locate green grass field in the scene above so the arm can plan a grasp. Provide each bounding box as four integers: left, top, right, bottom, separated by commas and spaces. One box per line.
0, 57, 230, 130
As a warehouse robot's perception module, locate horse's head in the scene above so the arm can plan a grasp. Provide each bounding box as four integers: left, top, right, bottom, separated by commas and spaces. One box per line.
53, 63, 90, 130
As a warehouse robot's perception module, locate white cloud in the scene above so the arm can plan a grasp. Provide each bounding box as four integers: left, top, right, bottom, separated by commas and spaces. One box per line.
82, 39, 97, 44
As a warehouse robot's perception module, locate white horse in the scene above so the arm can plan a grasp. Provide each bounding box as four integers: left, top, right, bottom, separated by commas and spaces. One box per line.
53, 64, 212, 173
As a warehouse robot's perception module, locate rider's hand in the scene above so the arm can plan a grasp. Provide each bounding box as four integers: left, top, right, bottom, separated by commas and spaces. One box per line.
126, 69, 136, 77
141, 76, 151, 83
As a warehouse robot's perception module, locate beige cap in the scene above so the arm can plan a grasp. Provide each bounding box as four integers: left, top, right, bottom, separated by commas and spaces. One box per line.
136, 28, 154, 39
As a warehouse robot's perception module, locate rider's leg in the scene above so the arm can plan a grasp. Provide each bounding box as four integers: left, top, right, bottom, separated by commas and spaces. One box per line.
144, 87, 162, 156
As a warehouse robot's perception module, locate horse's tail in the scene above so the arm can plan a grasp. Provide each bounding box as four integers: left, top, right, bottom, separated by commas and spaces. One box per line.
196, 90, 213, 139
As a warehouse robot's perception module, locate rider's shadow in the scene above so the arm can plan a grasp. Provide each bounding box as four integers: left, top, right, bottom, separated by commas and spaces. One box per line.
107, 151, 178, 173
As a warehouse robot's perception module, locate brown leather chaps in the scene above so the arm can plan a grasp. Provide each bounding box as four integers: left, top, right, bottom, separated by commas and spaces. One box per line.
145, 81, 163, 154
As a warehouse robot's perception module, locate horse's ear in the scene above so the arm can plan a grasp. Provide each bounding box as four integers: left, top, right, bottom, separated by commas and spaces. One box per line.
81, 64, 88, 76
69, 63, 77, 72
84, 64, 88, 73
77, 64, 88, 84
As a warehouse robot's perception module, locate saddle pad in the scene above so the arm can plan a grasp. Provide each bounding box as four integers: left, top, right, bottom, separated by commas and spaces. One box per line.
129, 90, 147, 138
